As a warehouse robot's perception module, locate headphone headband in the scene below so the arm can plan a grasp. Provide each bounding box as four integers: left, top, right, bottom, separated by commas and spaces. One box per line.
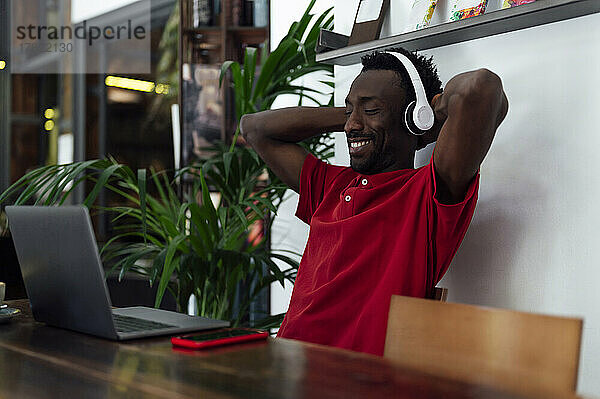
383, 51, 434, 135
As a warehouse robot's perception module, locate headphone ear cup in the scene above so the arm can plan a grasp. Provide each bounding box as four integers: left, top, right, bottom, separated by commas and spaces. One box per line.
404, 101, 428, 136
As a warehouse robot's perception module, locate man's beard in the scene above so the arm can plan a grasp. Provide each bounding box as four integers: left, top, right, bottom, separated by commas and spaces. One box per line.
350, 149, 394, 175
350, 154, 378, 174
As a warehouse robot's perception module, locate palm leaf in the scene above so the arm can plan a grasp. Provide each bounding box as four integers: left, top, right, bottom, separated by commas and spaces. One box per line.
155, 234, 187, 308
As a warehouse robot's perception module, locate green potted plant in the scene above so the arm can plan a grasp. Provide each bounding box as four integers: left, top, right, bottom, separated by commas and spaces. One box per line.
218, 0, 336, 251
0, 151, 297, 327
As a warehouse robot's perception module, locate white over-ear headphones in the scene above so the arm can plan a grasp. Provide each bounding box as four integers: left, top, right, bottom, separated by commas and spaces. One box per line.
383, 51, 435, 136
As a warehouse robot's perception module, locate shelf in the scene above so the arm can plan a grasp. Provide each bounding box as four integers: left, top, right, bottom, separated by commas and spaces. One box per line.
184, 26, 223, 34
184, 26, 267, 34
316, 0, 600, 66
194, 42, 221, 50
227, 26, 267, 32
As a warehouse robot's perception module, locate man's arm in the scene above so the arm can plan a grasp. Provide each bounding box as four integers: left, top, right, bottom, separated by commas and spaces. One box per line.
430, 68, 509, 204
240, 107, 347, 193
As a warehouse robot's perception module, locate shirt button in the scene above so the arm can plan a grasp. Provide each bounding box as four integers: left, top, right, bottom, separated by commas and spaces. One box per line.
361, 178, 368, 186
344, 195, 352, 202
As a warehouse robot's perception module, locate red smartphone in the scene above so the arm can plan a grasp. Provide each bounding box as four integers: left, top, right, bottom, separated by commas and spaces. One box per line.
171, 328, 268, 349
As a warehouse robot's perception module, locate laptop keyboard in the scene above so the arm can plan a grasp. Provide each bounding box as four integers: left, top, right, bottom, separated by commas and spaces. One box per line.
113, 314, 177, 333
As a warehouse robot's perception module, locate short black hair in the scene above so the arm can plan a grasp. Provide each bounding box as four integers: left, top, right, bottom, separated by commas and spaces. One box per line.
361, 48, 443, 149
361, 47, 442, 106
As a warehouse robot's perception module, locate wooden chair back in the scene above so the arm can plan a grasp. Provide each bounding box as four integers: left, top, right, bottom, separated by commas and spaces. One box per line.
384, 295, 583, 398
432, 286, 448, 302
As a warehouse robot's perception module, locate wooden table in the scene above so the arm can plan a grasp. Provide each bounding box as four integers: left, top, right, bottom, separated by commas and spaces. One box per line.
0, 300, 543, 398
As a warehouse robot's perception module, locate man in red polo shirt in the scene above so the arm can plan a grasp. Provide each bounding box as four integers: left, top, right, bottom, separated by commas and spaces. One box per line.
240, 48, 508, 356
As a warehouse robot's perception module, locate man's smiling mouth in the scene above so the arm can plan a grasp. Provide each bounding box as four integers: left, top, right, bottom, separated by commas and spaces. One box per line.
350, 140, 372, 148
348, 138, 374, 155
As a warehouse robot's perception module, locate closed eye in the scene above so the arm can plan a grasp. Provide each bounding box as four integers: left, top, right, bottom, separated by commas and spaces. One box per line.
365, 109, 380, 115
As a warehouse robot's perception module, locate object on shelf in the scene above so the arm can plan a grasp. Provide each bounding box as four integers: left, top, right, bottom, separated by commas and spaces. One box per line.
403, 0, 439, 33
449, 0, 488, 21
232, 0, 242, 25
316, 0, 600, 66
192, 0, 213, 27
348, 0, 391, 46
181, 64, 223, 165
232, 0, 253, 26
253, 0, 268, 27
243, 0, 254, 26
356, 0, 384, 23
502, 0, 535, 8
316, 29, 349, 53
188, 30, 222, 64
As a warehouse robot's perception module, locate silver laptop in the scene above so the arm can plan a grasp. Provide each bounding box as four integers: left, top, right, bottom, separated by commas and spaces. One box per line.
6, 205, 229, 340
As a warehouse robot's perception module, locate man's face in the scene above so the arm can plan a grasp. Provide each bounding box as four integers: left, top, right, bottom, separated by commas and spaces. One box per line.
344, 69, 416, 174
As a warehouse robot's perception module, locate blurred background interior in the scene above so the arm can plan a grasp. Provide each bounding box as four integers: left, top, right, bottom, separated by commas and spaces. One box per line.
0, 0, 274, 308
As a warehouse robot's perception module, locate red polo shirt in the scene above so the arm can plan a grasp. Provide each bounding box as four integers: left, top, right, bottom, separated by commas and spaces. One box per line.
277, 153, 479, 355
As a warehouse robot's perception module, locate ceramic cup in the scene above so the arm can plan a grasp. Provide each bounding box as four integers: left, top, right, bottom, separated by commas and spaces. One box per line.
0, 282, 5, 303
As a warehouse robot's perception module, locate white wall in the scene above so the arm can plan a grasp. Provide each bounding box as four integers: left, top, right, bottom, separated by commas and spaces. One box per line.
333, 0, 600, 395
